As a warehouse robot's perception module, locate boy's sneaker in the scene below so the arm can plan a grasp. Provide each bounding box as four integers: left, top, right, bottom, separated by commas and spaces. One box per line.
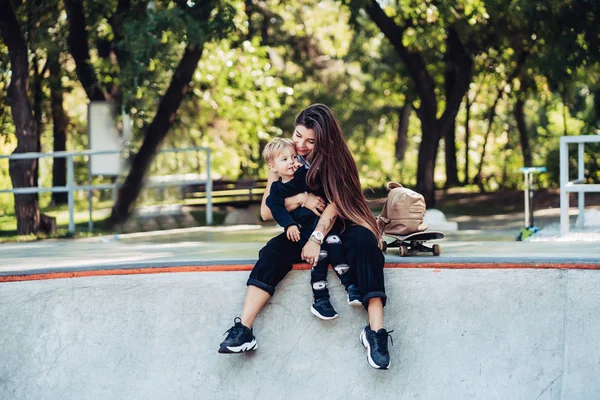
360, 325, 393, 369
310, 297, 339, 320
218, 317, 257, 354
347, 284, 363, 307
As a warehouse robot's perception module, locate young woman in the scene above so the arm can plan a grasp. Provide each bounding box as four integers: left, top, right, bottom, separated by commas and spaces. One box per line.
218, 104, 392, 369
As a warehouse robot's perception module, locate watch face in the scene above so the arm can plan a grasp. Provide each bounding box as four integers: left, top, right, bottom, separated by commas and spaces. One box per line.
313, 231, 324, 240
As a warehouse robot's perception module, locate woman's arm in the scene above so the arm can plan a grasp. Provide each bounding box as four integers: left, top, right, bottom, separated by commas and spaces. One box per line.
260, 170, 279, 221
301, 203, 338, 266
260, 172, 325, 221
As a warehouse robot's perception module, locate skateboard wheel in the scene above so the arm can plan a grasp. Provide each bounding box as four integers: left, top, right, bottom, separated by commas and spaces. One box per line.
432, 244, 441, 256
399, 245, 408, 257
380, 241, 388, 252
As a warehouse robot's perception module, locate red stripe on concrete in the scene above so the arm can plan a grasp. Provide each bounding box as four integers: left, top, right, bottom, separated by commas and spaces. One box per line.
1, 262, 598, 283
384, 263, 600, 270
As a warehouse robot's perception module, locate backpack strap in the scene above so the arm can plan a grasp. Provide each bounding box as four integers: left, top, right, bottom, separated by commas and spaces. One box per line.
386, 182, 403, 191
379, 182, 402, 239
376, 198, 390, 241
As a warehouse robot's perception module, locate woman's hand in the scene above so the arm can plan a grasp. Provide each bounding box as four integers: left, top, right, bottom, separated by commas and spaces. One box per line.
301, 240, 321, 266
302, 193, 326, 216
260, 170, 280, 221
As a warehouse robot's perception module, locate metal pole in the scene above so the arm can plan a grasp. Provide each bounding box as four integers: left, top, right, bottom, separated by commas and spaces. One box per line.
206, 148, 213, 225
88, 162, 94, 232
523, 171, 530, 228
528, 172, 535, 228
559, 138, 569, 235
577, 142, 585, 228
67, 154, 75, 235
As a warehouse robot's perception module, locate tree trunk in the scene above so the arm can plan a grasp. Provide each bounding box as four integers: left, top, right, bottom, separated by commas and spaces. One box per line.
107, 44, 206, 226
415, 118, 442, 206
395, 104, 411, 162
475, 51, 529, 187
49, 52, 69, 205
0, 2, 40, 235
444, 119, 459, 187
474, 87, 503, 187
464, 93, 471, 184
561, 88, 569, 136
63, 0, 107, 101
32, 53, 44, 188
443, 47, 459, 188
514, 95, 532, 167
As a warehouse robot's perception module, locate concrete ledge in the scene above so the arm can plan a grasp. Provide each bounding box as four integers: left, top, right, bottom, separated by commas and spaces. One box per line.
1, 268, 599, 399
2, 260, 600, 283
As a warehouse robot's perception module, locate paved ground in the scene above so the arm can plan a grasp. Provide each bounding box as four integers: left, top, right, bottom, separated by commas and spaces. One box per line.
1, 223, 599, 279
1, 209, 599, 399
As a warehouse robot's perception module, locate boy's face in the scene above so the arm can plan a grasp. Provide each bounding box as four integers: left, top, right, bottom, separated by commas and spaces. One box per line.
270, 146, 301, 178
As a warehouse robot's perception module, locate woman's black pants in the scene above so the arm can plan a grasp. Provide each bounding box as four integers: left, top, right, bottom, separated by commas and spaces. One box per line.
247, 224, 386, 308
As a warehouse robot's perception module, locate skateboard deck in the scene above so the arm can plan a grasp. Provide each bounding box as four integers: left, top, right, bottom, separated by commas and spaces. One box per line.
382, 231, 445, 256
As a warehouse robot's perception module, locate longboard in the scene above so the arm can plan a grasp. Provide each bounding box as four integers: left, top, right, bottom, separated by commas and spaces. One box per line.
381, 231, 445, 257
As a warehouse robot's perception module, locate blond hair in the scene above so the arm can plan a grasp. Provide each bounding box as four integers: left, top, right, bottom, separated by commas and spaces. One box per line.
262, 137, 295, 164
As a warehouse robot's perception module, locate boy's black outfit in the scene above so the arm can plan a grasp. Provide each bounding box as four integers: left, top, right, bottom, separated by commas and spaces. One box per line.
266, 166, 352, 306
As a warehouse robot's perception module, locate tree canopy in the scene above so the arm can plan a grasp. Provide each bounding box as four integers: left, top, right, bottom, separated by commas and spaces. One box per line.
0, 0, 599, 234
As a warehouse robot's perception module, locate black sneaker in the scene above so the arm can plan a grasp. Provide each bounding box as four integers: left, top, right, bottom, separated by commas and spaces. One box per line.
218, 317, 257, 354
347, 284, 363, 307
360, 325, 393, 369
310, 297, 339, 320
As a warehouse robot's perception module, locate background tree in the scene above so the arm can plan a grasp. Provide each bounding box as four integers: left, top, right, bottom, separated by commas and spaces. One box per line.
0, 0, 40, 235
346, 0, 478, 205
107, 0, 236, 225
1, 0, 599, 237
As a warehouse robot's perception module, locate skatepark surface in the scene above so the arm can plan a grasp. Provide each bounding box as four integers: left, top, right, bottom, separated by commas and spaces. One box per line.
1, 216, 600, 400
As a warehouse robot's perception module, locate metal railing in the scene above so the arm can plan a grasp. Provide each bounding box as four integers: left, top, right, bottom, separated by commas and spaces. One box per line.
0, 147, 213, 234
560, 135, 600, 235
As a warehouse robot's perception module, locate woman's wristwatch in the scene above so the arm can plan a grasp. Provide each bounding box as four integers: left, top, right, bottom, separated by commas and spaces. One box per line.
309, 231, 324, 245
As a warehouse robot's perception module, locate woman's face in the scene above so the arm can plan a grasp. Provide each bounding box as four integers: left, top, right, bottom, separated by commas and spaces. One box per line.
292, 125, 315, 157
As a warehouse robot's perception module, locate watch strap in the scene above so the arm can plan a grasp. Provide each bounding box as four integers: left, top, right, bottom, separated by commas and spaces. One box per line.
308, 235, 322, 245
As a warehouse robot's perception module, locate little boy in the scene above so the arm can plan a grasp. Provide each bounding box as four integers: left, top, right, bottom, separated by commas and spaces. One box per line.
263, 138, 361, 320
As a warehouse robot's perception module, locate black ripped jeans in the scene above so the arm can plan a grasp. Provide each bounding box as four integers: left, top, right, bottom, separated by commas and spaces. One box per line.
247, 224, 386, 309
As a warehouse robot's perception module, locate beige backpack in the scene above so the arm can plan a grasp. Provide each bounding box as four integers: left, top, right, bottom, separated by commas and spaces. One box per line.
376, 182, 428, 237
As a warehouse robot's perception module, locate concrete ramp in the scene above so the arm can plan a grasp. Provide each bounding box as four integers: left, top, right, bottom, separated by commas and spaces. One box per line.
1, 268, 599, 399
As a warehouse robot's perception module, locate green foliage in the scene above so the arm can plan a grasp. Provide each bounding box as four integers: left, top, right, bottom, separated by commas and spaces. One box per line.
1, 0, 599, 235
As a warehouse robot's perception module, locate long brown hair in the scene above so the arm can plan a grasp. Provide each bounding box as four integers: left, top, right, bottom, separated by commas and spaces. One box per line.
296, 104, 380, 238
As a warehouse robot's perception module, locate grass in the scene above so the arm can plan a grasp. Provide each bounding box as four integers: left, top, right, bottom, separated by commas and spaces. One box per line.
4, 188, 597, 243
0, 202, 228, 243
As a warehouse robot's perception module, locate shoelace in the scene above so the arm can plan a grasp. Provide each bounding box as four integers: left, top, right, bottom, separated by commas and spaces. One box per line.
223, 318, 245, 337
377, 330, 394, 348
223, 325, 244, 338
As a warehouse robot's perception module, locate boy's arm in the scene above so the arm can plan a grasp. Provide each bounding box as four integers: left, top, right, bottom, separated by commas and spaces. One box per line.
266, 184, 300, 230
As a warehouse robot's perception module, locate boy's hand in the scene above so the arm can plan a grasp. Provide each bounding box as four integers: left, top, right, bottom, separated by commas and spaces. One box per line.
286, 225, 300, 242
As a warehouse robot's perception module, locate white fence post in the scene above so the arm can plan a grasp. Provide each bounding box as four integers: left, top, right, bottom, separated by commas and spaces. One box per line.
67, 154, 75, 235
206, 148, 213, 225
560, 137, 569, 235
577, 143, 585, 228
559, 135, 600, 236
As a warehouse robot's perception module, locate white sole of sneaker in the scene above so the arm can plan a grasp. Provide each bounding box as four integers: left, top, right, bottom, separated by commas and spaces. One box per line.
360, 330, 390, 370
310, 305, 339, 320
348, 299, 363, 307
221, 339, 257, 353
